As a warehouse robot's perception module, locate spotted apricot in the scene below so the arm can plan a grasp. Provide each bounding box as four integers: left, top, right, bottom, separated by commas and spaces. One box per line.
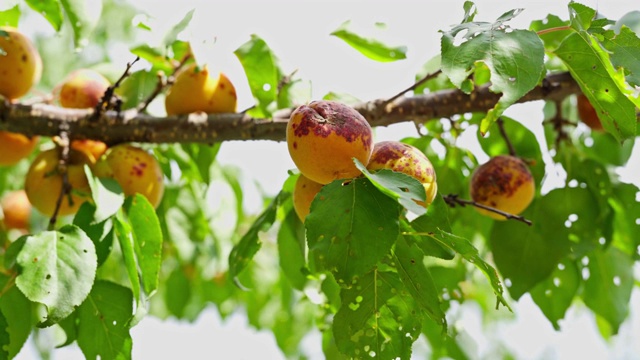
165, 63, 237, 115
292, 174, 324, 222
0, 26, 42, 100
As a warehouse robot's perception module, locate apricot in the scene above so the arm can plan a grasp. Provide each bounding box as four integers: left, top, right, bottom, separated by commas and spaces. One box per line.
0, 26, 42, 99
94, 144, 165, 208
165, 63, 237, 115
1, 190, 31, 231
576, 94, 604, 132
469, 155, 535, 220
292, 174, 324, 222
70, 139, 108, 163
24, 148, 93, 217
367, 141, 438, 207
287, 100, 373, 185
0, 131, 39, 166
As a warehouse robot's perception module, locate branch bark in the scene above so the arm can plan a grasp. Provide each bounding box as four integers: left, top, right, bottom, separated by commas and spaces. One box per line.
0, 72, 579, 145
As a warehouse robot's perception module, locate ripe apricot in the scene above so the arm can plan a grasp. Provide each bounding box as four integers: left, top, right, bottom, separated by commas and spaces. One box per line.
1, 189, 31, 231
24, 148, 93, 217
0, 26, 42, 99
576, 94, 604, 132
0, 131, 39, 166
287, 100, 373, 184
165, 63, 237, 115
293, 174, 324, 222
367, 141, 438, 207
94, 144, 165, 208
469, 155, 535, 220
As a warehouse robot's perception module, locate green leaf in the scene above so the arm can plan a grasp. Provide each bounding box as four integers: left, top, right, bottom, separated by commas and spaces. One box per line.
333, 270, 422, 359
411, 215, 510, 309
115, 69, 158, 110
554, 32, 637, 141
331, 20, 407, 62
85, 166, 125, 223
124, 194, 163, 295
129, 44, 172, 73
73, 202, 114, 267
77, 280, 133, 360
578, 131, 635, 166
614, 11, 640, 35
162, 9, 194, 47
354, 158, 427, 216
229, 191, 287, 287
277, 208, 307, 290
113, 214, 140, 303
530, 260, 580, 330
609, 182, 640, 257
441, 8, 545, 134
60, 0, 101, 49
306, 178, 400, 284
394, 236, 446, 326
604, 26, 640, 87
583, 247, 634, 334
0, 5, 19, 27
15, 225, 97, 327
0, 275, 33, 358
165, 267, 191, 318
234, 34, 279, 116
529, 14, 571, 51
25, 0, 63, 31
568, 2, 596, 31
0, 310, 9, 360
180, 142, 221, 184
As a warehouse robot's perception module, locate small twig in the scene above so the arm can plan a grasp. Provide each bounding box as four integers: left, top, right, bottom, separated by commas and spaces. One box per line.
277, 69, 299, 95
543, 100, 574, 150
496, 118, 516, 156
92, 56, 140, 120
442, 194, 532, 226
48, 128, 72, 230
384, 69, 442, 106
137, 53, 193, 113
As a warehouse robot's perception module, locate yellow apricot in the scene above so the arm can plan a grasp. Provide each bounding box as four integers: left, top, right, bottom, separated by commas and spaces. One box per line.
469, 155, 535, 220
367, 141, 438, 207
293, 174, 324, 222
1, 189, 32, 231
0, 131, 39, 166
0, 26, 42, 99
24, 148, 93, 217
57, 68, 111, 109
287, 100, 373, 185
165, 63, 237, 115
94, 144, 165, 208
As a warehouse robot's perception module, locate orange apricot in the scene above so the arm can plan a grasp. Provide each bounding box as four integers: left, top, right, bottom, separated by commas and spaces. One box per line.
0, 26, 42, 100
1, 189, 32, 231
0, 131, 39, 166
292, 174, 324, 222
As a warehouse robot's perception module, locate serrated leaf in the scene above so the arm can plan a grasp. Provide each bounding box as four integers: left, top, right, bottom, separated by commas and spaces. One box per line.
402, 197, 453, 260
306, 178, 400, 284
113, 214, 140, 303
441, 9, 545, 134
234, 34, 279, 116
277, 208, 307, 290
583, 247, 634, 334
555, 32, 637, 141
331, 20, 407, 62
229, 191, 287, 287
394, 236, 446, 326
15, 225, 97, 327
568, 2, 596, 32
0, 275, 32, 358
77, 280, 133, 360
530, 260, 580, 330
124, 194, 163, 295
333, 270, 422, 360
162, 9, 194, 46
73, 202, 114, 267
604, 26, 640, 87
25, 0, 63, 31
354, 158, 427, 216
411, 215, 509, 309
60, 0, 101, 49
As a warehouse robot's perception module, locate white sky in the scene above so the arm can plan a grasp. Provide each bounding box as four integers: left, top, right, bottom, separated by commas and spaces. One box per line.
15, 0, 640, 359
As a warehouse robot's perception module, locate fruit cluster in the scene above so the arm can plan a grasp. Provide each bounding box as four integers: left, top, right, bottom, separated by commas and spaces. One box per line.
0, 27, 238, 231
286, 100, 439, 222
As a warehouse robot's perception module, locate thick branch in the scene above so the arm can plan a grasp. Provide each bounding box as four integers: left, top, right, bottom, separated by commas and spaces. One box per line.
0, 72, 579, 145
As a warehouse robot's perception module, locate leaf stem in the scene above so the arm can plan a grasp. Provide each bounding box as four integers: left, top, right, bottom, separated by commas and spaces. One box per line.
536, 25, 572, 36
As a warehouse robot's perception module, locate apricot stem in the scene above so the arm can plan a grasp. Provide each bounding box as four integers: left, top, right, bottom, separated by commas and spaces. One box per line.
496, 118, 516, 156
442, 193, 532, 226
138, 53, 192, 113
48, 129, 72, 230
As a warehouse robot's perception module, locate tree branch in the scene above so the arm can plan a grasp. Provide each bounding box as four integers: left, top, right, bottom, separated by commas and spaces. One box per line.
0, 72, 580, 145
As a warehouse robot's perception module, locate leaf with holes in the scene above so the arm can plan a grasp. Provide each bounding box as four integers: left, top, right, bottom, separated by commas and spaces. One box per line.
15, 225, 97, 327
77, 280, 133, 360
583, 247, 634, 334
331, 20, 407, 62
555, 32, 638, 141
306, 178, 400, 284
441, 7, 545, 134
333, 270, 422, 360
604, 26, 640, 87
530, 260, 580, 330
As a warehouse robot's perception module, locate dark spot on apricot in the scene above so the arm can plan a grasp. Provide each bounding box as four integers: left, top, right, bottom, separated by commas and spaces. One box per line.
293, 141, 297, 149
291, 101, 372, 145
